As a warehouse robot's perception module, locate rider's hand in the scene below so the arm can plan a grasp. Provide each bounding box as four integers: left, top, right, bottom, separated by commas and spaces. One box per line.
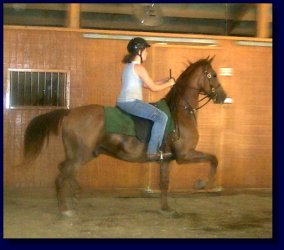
169, 77, 176, 86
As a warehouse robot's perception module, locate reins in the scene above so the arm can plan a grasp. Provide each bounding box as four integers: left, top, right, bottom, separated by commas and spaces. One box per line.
179, 68, 221, 113
167, 65, 220, 141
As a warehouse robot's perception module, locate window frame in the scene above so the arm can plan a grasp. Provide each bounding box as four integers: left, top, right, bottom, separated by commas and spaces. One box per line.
5, 68, 70, 110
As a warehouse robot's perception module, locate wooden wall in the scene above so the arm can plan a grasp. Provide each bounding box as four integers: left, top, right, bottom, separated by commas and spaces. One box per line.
3, 26, 272, 191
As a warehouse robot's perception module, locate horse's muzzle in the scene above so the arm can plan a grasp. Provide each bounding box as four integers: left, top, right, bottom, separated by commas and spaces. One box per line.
212, 86, 227, 104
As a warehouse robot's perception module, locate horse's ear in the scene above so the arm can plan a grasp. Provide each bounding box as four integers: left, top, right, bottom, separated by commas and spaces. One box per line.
209, 55, 216, 64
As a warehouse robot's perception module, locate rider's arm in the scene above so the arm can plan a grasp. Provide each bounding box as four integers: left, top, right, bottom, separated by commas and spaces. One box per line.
134, 64, 175, 91
155, 77, 171, 85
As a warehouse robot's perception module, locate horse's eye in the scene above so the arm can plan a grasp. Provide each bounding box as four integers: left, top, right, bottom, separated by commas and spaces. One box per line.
213, 74, 217, 78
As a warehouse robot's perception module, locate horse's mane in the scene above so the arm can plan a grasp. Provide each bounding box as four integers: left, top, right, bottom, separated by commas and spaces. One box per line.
165, 58, 211, 121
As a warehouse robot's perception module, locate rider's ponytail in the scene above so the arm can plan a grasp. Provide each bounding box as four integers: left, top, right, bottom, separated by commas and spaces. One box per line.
122, 53, 136, 64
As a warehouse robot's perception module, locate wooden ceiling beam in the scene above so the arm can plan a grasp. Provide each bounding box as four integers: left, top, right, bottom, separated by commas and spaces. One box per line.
257, 4, 271, 38
67, 4, 80, 29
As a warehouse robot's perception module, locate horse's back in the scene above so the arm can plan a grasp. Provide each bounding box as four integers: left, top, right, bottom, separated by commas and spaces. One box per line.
65, 104, 104, 121
61, 104, 147, 161
62, 104, 106, 144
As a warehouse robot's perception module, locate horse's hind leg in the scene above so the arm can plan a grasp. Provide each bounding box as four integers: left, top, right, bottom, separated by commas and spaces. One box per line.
55, 159, 80, 216
59, 157, 82, 205
69, 177, 81, 206
56, 140, 95, 216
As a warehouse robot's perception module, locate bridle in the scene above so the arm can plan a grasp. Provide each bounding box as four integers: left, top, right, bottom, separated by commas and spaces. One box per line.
181, 68, 221, 115
169, 66, 221, 142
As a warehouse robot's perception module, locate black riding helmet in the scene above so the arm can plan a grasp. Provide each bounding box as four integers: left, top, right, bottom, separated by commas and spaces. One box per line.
127, 37, 151, 54
127, 37, 150, 63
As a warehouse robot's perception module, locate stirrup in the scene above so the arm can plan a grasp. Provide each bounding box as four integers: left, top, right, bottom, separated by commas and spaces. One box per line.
147, 151, 173, 161
159, 150, 164, 160
159, 151, 173, 160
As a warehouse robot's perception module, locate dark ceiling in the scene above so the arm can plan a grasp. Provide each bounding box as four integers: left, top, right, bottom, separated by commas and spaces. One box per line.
3, 3, 272, 38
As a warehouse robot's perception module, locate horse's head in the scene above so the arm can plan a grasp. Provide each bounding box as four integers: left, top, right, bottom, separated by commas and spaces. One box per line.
192, 56, 227, 104
165, 57, 227, 116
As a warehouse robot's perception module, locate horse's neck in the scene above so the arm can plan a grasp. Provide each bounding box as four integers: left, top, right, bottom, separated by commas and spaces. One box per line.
182, 88, 199, 109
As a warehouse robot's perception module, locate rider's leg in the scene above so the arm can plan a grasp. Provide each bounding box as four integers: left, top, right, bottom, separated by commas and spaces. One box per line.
146, 109, 167, 154
116, 99, 168, 155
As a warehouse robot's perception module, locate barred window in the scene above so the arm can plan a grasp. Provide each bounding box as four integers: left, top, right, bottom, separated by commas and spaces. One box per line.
6, 69, 70, 109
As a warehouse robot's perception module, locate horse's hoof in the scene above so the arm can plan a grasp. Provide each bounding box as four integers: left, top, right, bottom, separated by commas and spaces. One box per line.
210, 186, 223, 192
195, 179, 206, 189
159, 208, 181, 218
73, 197, 79, 206
61, 210, 76, 217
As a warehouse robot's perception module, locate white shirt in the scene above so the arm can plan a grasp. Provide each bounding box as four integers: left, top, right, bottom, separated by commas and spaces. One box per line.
117, 62, 143, 102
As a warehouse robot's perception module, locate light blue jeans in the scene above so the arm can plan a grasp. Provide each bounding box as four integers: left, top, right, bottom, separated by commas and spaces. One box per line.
117, 99, 168, 154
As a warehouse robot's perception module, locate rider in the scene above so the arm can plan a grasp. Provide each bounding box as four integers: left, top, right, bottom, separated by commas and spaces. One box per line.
116, 37, 176, 160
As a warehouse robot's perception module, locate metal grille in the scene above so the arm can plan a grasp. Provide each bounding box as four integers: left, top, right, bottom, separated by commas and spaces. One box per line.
7, 69, 70, 109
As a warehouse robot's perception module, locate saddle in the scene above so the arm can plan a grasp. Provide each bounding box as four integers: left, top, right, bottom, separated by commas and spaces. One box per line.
104, 99, 175, 143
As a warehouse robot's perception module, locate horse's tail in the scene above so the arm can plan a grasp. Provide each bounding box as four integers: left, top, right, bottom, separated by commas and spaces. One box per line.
23, 109, 70, 165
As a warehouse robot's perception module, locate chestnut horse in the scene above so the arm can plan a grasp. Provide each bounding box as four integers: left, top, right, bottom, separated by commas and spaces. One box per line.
23, 57, 227, 217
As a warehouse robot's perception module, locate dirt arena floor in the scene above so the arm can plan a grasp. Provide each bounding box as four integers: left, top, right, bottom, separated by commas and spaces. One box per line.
3, 188, 272, 238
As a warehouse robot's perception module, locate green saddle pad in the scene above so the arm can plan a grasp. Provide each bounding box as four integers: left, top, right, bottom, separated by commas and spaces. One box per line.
104, 99, 175, 140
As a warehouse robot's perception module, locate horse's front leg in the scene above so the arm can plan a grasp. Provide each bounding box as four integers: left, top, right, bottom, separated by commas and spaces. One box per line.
176, 149, 218, 189
159, 160, 180, 217
160, 161, 170, 210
